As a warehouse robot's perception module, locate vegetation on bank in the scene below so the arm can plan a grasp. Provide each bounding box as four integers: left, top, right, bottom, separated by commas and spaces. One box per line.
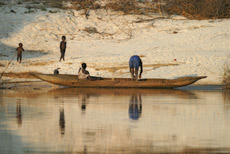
164, 0, 230, 19
17, 0, 230, 20
223, 59, 230, 88
1, 0, 228, 19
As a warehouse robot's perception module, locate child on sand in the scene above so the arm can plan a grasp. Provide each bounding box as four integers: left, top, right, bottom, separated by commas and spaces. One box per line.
16, 43, 24, 63
59, 36, 67, 62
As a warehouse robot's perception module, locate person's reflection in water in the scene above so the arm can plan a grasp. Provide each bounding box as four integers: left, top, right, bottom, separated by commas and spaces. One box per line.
84, 145, 87, 154
59, 106, 65, 136
78, 93, 90, 114
16, 99, 22, 127
129, 94, 142, 120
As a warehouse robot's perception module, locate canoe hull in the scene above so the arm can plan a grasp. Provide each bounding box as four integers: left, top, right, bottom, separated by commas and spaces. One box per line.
31, 74, 207, 89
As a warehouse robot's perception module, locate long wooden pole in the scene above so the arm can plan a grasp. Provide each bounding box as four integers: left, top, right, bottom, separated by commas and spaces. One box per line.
0, 51, 17, 79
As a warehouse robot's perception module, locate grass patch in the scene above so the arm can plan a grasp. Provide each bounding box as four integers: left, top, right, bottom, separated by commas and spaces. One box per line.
66, 62, 73, 65
27, 61, 55, 66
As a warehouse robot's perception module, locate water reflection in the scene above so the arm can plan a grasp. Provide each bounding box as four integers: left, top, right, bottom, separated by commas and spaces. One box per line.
78, 94, 90, 112
1, 88, 230, 153
59, 106, 65, 136
223, 90, 230, 104
129, 94, 142, 120
16, 99, 22, 127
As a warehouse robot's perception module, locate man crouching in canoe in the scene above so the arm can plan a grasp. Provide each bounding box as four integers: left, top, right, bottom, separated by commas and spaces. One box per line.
78, 63, 90, 79
129, 55, 143, 81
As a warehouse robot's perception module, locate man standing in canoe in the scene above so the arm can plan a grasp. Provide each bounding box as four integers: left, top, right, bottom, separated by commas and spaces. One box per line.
129, 55, 143, 81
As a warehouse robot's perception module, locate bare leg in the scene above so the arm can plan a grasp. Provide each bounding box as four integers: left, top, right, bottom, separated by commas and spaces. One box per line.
17, 55, 22, 63
60, 51, 65, 61
130, 68, 135, 80
60, 53, 63, 62
63, 51, 65, 61
134, 68, 138, 81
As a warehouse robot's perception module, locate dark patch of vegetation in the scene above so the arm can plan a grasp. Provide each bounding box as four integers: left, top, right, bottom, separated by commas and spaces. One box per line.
83, 27, 99, 34
48, 10, 59, 13
105, 0, 139, 14
18, 0, 230, 19
22, 0, 65, 9
41, 7, 47, 11
69, 0, 101, 10
24, 6, 36, 14
164, 0, 230, 19
223, 59, 230, 88
69, 0, 230, 19
0, 2, 5, 6
17, 1, 23, 5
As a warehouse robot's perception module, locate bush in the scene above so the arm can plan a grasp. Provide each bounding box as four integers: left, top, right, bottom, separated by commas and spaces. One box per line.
69, 0, 101, 10
20, 0, 230, 19
164, 0, 230, 19
105, 0, 139, 14
223, 59, 230, 88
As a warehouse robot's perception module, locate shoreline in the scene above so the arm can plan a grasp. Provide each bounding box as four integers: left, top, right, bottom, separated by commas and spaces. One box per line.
0, 72, 223, 90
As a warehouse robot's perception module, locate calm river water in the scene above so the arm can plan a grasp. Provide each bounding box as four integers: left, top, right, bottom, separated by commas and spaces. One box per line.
1, 86, 230, 154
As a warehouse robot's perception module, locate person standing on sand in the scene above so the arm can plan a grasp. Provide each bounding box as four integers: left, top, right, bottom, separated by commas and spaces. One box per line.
59, 36, 67, 62
16, 43, 24, 63
129, 55, 143, 81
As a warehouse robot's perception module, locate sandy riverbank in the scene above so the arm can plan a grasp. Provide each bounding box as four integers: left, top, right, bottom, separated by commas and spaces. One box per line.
0, 2, 230, 86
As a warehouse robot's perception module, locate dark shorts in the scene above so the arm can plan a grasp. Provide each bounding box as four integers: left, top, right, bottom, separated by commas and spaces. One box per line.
61, 49, 65, 56
129, 56, 141, 69
17, 54, 22, 58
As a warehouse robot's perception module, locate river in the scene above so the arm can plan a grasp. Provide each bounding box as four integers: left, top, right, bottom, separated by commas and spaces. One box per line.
1, 86, 230, 154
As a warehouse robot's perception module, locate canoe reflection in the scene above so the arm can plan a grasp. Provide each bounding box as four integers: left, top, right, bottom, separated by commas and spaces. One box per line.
0, 88, 197, 100
129, 94, 142, 120
47, 88, 197, 99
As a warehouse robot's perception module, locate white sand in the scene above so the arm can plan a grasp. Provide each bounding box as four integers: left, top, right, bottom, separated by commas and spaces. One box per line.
0, 2, 230, 85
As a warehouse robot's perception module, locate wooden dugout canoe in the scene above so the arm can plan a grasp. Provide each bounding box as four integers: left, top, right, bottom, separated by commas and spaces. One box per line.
31, 73, 207, 89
